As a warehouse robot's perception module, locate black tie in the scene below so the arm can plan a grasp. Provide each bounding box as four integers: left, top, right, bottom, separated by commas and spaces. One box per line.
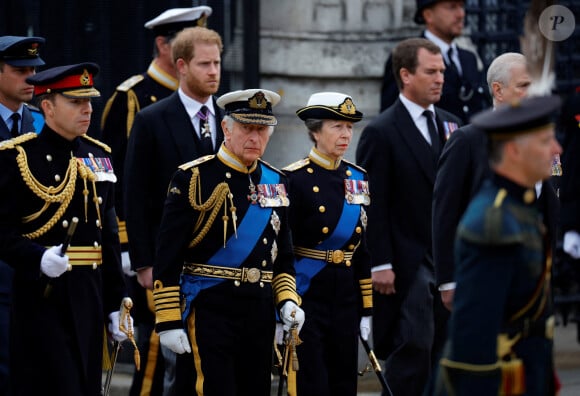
447, 47, 461, 76
423, 110, 441, 158
10, 113, 20, 138
198, 105, 213, 155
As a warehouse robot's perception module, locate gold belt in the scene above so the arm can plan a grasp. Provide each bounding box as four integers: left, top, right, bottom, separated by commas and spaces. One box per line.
182, 263, 273, 286
47, 246, 102, 269
293, 246, 353, 266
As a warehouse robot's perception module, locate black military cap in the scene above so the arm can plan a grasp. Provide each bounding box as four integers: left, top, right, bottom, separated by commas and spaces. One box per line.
27, 62, 101, 98
296, 92, 363, 122
144, 6, 212, 37
0, 36, 45, 67
217, 89, 280, 126
470, 95, 562, 139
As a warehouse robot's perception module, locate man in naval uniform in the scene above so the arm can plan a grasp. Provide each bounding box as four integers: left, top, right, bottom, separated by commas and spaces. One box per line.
0, 63, 130, 395
100, 7, 212, 395
153, 89, 305, 395
437, 95, 562, 396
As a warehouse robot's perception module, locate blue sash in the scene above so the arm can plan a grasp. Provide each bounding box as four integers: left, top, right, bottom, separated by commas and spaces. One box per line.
181, 164, 278, 320
296, 166, 363, 296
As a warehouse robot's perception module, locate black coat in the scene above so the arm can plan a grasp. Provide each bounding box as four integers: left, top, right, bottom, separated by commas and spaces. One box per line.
0, 128, 126, 395
124, 92, 224, 271
380, 33, 490, 123
356, 99, 462, 358
432, 125, 560, 287
100, 67, 176, 220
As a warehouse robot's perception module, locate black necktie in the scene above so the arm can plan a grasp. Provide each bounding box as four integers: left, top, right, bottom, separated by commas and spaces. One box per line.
447, 47, 461, 76
198, 105, 213, 155
423, 110, 441, 158
10, 113, 20, 138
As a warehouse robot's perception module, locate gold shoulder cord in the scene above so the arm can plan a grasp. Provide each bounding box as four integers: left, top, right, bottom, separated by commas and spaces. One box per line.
187, 167, 237, 248
16, 146, 102, 239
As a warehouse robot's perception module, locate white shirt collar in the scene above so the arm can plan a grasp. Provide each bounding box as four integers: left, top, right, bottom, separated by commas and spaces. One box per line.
399, 94, 436, 124
177, 88, 215, 121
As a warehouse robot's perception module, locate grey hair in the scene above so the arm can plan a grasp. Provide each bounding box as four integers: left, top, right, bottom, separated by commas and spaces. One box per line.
223, 115, 274, 136
486, 52, 527, 96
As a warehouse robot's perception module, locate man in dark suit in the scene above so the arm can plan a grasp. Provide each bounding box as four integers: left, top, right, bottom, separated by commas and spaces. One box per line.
356, 38, 461, 396
124, 25, 224, 394
433, 52, 533, 312
380, 0, 490, 124
0, 35, 45, 395
101, 7, 213, 396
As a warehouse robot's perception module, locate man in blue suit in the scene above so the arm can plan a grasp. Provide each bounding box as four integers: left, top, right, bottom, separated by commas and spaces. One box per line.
0, 35, 45, 395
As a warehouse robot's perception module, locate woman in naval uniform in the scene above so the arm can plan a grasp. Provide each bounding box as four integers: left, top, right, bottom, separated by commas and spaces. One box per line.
283, 92, 373, 395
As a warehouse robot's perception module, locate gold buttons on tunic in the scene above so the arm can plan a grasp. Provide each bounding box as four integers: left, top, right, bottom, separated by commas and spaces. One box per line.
523, 189, 535, 204
234, 280, 241, 287
46, 154, 52, 162
319, 206, 326, 213
226, 172, 232, 179
348, 244, 355, 250
322, 227, 329, 234
263, 238, 268, 245
62, 220, 69, 228
345, 260, 352, 267
262, 260, 267, 267
94, 241, 99, 248
307, 168, 313, 174
313, 186, 319, 193
346, 170, 352, 176
54, 174, 61, 182
355, 227, 362, 234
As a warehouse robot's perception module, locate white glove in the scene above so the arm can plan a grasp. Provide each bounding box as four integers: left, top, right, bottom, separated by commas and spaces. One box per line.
564, 231, 580, 259
121, 251, 136, 276
40, 245, 69, 278
279, 301, 305, 333
275, 322, 285, 345
360, 316, 371, 341
159, 329, 191, 354
108, 311, 132, 342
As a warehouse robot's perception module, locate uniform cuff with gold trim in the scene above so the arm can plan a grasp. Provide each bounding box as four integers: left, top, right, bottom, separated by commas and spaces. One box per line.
360, 278, 373, 310
272, 273, 301, 306
153, 280, 182, 331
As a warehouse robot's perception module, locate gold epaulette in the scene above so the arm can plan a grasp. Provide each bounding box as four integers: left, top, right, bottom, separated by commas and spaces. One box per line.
178, 154, 215, 171
343, 159, 367, 174
259, 158, 285, 176
282, 158, 310, 172
116, 74, 144, 92
81, 135, 112, 153
0, 132, 37, 150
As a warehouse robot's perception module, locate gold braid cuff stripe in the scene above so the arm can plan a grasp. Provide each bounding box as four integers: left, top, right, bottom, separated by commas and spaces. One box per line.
153, 283, 182, 324
272, 274, 300, 305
